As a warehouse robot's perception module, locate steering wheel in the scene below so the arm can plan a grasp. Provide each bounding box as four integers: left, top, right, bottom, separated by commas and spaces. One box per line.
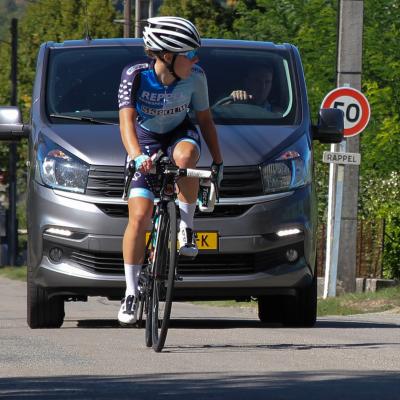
212, 96, 234, 107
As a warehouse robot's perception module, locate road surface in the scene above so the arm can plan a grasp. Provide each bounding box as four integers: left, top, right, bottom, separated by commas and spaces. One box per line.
1, 277, 399, 399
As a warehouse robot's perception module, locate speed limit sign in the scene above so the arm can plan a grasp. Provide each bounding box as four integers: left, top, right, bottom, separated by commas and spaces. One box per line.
321, 87, 370, 137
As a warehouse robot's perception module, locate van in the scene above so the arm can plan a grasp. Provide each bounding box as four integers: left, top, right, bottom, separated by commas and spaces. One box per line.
0, 38, 343, 328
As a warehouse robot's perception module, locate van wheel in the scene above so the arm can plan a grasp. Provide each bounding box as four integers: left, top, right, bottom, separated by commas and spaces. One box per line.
27, 266, 65, 329
295, 273, 317, 327
258, 295, 286, 323
258, 275, 317, 327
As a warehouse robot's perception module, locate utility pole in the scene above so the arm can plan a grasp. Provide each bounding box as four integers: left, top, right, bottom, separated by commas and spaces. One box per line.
9, 18, 18, 266
135, 0, 142, 38
123, 0, 131, 38
336, 0, 364, 292
135, 0, 153, 38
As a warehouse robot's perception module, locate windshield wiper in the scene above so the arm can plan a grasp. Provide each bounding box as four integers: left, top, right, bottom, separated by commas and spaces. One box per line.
49, 114, 117, 125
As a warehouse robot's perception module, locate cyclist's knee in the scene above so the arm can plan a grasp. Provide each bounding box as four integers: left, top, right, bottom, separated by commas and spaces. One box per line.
173, 144, 199, 167
127, 213, 150, 232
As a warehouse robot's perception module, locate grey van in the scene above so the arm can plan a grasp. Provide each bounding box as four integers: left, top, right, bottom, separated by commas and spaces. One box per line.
0, 38, 343, 329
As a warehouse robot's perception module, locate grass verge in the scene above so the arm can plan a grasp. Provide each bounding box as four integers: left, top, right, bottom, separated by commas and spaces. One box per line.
317, 286, 400, 316
193, 286, 400, 316
0, 266, 27, 281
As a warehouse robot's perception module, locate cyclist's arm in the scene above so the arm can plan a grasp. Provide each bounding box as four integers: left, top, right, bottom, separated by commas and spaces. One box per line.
196, 108, 223, 164
119, 108, 142, 159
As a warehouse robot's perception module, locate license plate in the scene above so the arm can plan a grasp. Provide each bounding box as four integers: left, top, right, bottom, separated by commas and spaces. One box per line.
145, 231, 218, 251
195, 232, 218, 250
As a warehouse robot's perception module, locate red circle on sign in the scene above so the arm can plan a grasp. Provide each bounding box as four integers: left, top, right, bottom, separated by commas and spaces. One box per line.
321, 87, 370, 137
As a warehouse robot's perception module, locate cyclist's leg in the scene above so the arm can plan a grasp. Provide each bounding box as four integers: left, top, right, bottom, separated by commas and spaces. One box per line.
119, 191, 153, 325
122, 123, 162, 292
120, 125, 160, 324
123, 196, 153, 265
173, 140, 200, 202
168, 120, 201, 256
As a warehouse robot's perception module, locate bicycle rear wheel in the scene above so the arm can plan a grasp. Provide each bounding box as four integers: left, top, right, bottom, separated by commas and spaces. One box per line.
151, 201, 177, 352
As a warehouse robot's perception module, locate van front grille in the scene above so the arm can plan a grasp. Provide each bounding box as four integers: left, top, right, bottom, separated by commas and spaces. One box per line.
86, 165, 263, 198
86, 166, 125, 198
67, 243, 303, 276
95, 203, 253, 218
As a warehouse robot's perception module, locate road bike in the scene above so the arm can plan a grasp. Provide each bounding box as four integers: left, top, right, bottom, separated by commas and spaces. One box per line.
123, 151, 215, 352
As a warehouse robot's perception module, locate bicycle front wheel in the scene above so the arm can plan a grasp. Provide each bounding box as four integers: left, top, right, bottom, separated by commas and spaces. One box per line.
151, 201, 178, 352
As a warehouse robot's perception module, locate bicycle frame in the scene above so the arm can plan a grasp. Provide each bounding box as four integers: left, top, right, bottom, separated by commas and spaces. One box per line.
123, 150, 214, 351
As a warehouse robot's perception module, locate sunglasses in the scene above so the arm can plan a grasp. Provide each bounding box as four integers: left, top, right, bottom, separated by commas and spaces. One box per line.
180, 49, 198, 60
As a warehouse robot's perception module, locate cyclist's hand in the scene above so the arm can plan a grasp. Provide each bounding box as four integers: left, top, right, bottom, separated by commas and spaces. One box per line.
134, 154, 153, 173
211, 161, 224, 190
230, 90, 253, 102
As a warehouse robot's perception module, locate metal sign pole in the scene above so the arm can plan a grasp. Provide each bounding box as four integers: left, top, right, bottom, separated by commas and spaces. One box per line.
324, 140, 346, 297
323, 143, 337, 298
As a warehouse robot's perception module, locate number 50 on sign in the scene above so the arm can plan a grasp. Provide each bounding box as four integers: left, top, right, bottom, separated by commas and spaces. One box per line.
321, 87, 371, 137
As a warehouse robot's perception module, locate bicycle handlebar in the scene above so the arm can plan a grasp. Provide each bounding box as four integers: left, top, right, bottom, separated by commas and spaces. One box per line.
122, 150, 214, 201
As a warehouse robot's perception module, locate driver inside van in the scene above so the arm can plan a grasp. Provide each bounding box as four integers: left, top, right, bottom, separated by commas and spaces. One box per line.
230, 65, 274, 110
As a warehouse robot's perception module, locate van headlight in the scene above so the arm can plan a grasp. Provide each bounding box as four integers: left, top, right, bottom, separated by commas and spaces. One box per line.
35, 135, 89, 193
261, 137, 311, 194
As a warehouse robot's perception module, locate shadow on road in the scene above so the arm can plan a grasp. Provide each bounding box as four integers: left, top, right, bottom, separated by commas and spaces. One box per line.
165, 341, 400, 354
1, 371, 399, 400
74, 317, 400, 330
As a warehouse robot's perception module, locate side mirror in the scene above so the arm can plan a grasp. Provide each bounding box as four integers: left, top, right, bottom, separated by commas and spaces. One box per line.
0, 106, 30, 140
312, 108, 344, 143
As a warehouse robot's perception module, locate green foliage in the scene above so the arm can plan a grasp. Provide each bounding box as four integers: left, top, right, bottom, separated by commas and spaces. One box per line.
360, 172, 400, 279
0, 0, 122, 233
160, 0, 234, 38
0, 0, 28, 40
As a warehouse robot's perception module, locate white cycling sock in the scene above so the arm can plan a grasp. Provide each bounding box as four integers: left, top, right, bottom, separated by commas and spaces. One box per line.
124, 263, 141, 297
178, 201, 196, 230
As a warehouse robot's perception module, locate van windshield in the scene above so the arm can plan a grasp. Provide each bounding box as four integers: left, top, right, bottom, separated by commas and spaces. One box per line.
46, 45, 298, 125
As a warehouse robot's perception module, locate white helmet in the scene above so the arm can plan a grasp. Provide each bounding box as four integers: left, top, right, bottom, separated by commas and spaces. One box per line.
143, 16, 201, 53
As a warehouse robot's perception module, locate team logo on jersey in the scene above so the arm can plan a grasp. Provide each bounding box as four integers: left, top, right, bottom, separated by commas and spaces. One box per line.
142, 104, 188, 116
141, 91, 185, 104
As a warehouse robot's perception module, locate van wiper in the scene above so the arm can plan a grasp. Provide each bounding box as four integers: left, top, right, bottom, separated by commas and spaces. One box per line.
49, 114, 117, 125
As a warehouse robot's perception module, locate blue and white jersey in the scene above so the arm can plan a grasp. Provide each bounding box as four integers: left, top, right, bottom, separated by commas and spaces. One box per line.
118, 60, 209, 133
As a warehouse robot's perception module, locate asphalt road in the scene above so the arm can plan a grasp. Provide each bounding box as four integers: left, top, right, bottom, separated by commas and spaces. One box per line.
1, 277, 400, 400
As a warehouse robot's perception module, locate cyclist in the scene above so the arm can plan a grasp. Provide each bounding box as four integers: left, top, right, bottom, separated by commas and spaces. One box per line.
117, 16, 223, 325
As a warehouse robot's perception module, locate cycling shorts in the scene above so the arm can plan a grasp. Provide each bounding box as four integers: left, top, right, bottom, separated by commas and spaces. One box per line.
124, 118, 201, 201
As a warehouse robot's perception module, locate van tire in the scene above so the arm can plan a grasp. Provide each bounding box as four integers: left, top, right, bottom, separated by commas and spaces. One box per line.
258, 295, 285, 324
27, 266, 65, 329
258, 275, 317, 327
295, 273, 317, 327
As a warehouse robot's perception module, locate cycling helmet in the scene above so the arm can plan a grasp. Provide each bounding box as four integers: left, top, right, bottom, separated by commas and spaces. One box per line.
143, 16, 201, 53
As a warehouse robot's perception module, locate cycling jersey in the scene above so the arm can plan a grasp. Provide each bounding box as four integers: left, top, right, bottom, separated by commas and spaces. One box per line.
118, 60, 209, 133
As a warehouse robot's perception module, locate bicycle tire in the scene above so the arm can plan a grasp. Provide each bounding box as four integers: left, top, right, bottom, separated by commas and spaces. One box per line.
151, 201, 177, 352
142, 260, 153, 347
144, 287, 152, 347
145, 211, 162, 348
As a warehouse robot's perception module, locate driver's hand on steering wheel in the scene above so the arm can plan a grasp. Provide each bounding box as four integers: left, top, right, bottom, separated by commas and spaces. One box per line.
230, 90, 253, 102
